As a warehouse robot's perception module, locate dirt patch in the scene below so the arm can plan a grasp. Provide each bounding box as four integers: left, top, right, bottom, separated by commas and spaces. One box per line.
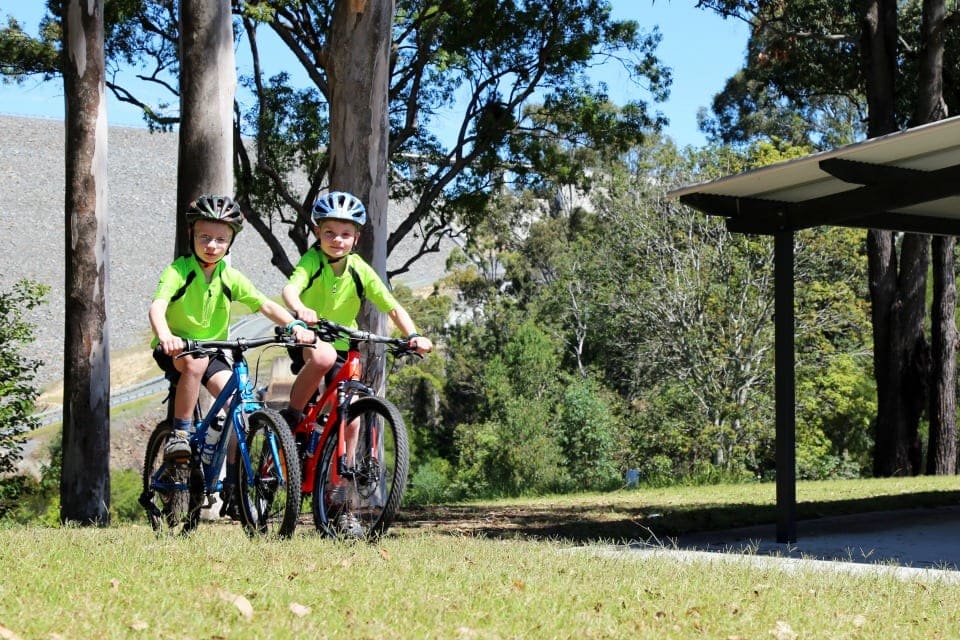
394, 502, 664, 544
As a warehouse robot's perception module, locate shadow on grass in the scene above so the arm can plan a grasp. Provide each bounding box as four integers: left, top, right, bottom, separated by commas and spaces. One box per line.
396, 490, 960, 544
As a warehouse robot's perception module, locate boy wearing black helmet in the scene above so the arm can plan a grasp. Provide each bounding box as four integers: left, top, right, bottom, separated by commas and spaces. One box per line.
281, 192, 433, 533
149, 195, 313, 493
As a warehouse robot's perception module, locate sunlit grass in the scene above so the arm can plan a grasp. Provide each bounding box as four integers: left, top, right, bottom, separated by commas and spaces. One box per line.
1, 522, 958, 639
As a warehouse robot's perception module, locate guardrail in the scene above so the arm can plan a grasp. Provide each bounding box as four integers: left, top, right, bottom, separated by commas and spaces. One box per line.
34, 315, 270, 426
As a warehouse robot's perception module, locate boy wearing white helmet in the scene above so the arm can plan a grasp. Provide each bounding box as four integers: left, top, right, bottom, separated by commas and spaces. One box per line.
282, 192, 432, 534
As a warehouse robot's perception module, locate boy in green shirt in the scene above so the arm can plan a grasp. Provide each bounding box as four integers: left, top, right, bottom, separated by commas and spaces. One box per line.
281, 191, 433, 534
149, 195, 312, 504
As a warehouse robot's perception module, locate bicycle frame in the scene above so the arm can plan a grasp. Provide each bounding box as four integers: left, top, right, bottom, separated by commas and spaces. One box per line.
148, 339, 289, 503
295, 339, 372, 495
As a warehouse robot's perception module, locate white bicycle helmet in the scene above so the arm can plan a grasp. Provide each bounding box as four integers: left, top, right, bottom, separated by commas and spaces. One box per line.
311, 191, 367, 228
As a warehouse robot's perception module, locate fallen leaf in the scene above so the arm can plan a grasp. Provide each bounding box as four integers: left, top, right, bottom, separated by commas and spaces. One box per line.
851, 614, 867, 628
129, 621, 149, 631
219, 590, 254, 621
0, 624, 22, 640
289, 603, 311, 617
772, 620, 797, 640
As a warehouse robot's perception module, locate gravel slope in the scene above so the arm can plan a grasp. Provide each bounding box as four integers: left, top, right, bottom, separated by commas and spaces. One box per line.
0, 115, 449, 388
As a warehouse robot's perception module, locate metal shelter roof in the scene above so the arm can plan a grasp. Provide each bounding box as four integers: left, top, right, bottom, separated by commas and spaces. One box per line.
669, 115, 960, 235
667, 116, 960, 544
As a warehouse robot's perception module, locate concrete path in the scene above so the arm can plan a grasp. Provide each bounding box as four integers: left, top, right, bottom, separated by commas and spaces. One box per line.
619, 505, 960, 584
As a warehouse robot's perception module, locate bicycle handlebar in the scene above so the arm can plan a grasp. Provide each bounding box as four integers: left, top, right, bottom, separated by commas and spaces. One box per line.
154, 321, 421, 360
154, 328, 299, 360
311, 318, 420, 357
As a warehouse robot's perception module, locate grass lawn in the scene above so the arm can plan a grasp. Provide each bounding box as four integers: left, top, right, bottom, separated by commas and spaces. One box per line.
2, 476, 960, 639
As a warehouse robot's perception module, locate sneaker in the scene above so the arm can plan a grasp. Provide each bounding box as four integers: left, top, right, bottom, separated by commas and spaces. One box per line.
327, 483, 349, 506
163, 430, 191, 462
335, 511, 364, 538
279, 407, 304, 430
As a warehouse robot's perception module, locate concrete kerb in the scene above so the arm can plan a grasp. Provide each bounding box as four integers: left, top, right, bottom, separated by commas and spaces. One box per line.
587, 544, 960, 585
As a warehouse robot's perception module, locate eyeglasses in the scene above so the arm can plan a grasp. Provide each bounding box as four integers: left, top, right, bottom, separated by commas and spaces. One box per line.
197, 234, 231, 247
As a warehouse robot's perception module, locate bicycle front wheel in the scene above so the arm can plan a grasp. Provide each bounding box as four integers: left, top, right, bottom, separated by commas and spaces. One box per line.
236, 408, 301, 538
312, 396, 409, 540
140, 421, 202, 536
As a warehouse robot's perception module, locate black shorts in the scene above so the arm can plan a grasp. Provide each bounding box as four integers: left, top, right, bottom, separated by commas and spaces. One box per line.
287, 346, 346, 386
153, 349, 232, 386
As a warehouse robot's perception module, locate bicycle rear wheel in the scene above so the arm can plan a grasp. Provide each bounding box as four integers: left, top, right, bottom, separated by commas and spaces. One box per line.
236, 409, 301, 538
312, 396, 409, 540
140, 421, 202, 535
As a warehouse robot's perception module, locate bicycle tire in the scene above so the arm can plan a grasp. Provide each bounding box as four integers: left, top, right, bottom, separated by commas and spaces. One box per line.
236, 408, 302, 538
141, 420, 202, 535
312, 396, 409, 540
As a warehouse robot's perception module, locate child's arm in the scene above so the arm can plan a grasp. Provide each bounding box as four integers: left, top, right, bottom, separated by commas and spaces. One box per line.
282, 283, 319, 324
259, 299, 314, 344
387, 306, 433, 354
149, 298, 185, 356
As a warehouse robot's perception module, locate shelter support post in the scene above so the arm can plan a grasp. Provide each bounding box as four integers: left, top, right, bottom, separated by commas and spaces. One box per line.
774, 230, 797, 543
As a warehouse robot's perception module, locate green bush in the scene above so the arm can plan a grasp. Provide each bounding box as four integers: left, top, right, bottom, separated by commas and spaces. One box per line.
557, 378, 621, 491
0, 280, 47, 477
111, 470, 146, 523
405, 457, 456, 505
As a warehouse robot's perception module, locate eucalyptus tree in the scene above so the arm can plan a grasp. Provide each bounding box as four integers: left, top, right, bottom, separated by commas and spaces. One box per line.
60, 0, 111, 526
176, 0, 236, 257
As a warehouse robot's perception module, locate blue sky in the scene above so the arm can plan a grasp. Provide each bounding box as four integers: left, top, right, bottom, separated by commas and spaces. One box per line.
0, 1, 748, 148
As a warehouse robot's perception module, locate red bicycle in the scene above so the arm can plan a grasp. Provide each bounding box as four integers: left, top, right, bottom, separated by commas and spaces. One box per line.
291, 319, 414, 539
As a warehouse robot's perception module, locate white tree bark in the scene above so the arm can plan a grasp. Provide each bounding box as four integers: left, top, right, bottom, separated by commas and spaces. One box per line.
61, 0, 111, 525
176, 0, 236, 257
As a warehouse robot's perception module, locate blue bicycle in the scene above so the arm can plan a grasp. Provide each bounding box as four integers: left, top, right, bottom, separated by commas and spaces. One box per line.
139, 331, 301, 537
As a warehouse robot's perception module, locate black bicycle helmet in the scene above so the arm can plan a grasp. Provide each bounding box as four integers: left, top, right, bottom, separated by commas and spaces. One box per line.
186, 195, 244, 233
311, 191, 367, 228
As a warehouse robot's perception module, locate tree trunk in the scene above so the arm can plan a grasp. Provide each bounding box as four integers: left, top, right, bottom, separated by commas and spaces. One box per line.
916, 0, 954, 474
60, 0, 110, 526
862, 0, 932, 477
328, 0, 395, 390
176, 0, 236, 258
928, 235, 956, 473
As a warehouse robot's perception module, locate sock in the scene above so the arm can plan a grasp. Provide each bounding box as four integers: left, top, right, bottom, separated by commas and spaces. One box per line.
172, 417, 193, 435
224, 462, 236, 488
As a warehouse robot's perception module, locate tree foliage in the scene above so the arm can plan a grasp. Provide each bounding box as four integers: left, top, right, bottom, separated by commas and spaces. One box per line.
0, 281, 47, 478
426, 137, 876, 492
0, 1, 670, 280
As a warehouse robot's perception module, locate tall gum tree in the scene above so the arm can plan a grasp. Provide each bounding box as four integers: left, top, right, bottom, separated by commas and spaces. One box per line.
60, 0, 110, 525
327, 0, 395, 386
176, 0, 236, 256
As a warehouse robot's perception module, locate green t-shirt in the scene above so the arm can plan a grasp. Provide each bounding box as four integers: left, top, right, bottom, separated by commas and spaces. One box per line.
151, 255, 268, 346
286, 249, 399, 349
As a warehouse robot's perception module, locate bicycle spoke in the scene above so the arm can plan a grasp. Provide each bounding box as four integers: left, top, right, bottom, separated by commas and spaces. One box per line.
236, 409, 301, 538
312, 397, 408, 541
